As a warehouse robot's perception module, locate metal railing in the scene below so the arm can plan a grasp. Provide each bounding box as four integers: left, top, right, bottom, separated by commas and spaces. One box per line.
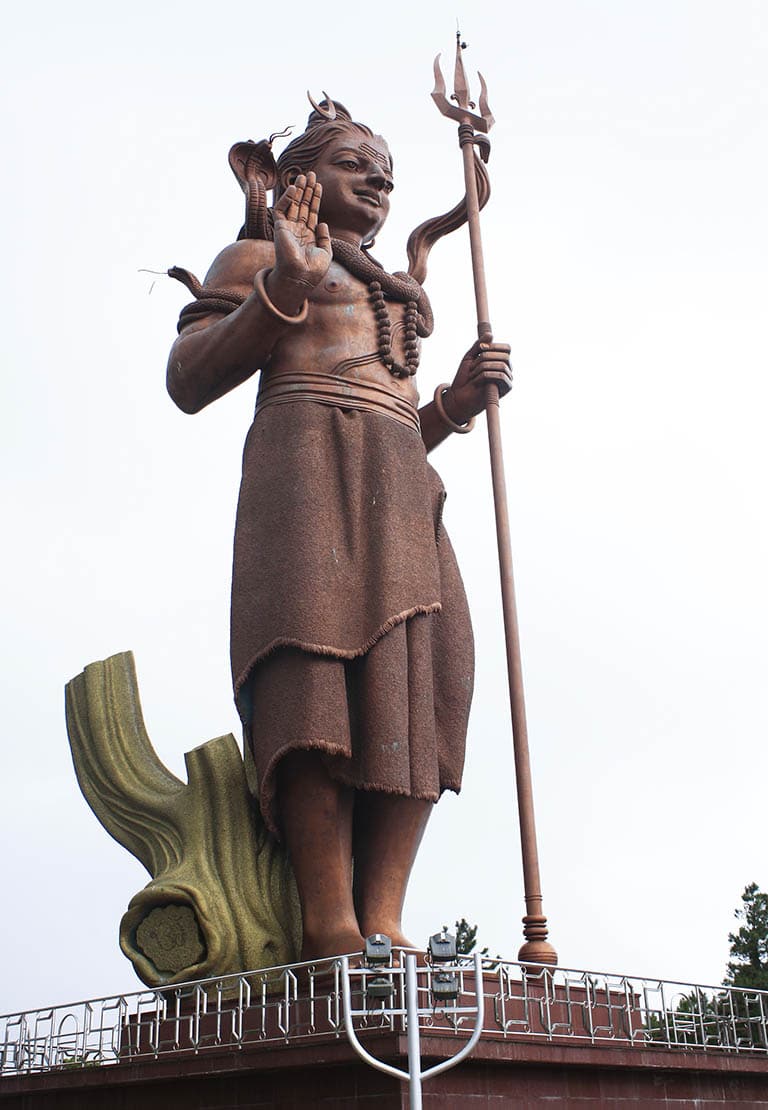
2, 956, 767, 1076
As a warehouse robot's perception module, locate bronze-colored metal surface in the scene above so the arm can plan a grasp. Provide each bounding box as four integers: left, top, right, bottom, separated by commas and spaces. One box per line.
254, 369, 422, 432
163, 93, 513, 966
433, 36, 557, 965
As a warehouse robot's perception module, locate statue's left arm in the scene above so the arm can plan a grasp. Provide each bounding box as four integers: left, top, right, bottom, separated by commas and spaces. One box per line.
420, 340, 512, 452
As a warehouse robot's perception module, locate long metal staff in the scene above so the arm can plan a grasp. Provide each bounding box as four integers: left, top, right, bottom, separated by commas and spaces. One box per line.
433, 35, 557, 965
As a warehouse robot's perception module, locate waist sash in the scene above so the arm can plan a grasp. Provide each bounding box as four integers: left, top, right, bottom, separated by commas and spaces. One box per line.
255, 371, 420, 434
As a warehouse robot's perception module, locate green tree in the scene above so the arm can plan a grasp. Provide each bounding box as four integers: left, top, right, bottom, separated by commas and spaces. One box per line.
453, 918, 488, 956
724, 882, 768, 992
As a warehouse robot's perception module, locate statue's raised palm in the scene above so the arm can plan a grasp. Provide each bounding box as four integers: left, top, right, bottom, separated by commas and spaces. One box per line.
272, 171, 332, 290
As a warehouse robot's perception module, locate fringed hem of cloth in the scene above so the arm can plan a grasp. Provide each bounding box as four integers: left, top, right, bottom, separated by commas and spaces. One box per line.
257, 739, 462, 844
232, 601, 441, 708
243, 608, 473, 840
323, 774, 463, 799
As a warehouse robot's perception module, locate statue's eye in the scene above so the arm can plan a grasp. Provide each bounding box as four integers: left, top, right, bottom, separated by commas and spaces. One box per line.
338, 160, 358, 170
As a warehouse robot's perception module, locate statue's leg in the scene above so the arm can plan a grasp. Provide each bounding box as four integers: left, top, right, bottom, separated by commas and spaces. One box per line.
278, 750, 365, 961
352, 793, 432, 948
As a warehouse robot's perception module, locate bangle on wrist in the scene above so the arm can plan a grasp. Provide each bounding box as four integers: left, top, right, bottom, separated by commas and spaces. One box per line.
433, 383, 475, 434
253, 268, 309, 324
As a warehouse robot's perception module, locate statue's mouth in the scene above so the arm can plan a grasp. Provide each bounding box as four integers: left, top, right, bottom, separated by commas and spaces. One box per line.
354, 190, 382, 208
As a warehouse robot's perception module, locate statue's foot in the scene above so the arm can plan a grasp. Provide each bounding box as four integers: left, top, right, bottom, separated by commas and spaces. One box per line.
360, 925, 421, 951
301, 926, 366, 963
387, 930, 419, 950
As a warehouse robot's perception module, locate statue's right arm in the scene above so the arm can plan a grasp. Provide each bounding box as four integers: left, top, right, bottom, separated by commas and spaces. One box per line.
166, 239, 305, 415
168, 175, 330, 414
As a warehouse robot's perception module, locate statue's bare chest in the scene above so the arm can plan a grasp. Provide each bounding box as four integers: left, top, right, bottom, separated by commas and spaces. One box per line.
309, 260, 404, 319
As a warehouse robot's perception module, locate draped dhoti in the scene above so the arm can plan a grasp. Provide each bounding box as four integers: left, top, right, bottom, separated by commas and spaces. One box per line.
230, 392, 474, 838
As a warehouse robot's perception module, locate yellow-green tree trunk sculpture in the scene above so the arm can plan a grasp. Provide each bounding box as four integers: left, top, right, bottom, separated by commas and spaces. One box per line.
65, 651, 301, 988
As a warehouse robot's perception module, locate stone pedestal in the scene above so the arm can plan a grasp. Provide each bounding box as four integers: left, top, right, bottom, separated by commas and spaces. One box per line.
4, 962, 768, 1106
2, 1030, 768, 1107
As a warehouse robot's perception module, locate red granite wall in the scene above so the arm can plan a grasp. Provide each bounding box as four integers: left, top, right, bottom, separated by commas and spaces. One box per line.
2, 1034, 767, 1108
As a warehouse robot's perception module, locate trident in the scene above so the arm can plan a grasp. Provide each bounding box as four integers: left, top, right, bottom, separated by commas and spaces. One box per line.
433, 34, 557, 966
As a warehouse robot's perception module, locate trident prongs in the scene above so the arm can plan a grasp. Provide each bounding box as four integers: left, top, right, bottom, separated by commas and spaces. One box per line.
432, 33, 494, 134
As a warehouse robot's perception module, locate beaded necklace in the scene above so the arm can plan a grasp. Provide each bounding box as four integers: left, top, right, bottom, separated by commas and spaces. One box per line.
368, 281, 420, 378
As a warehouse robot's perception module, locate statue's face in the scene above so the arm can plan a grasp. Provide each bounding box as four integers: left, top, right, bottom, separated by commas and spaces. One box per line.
310, 134, 394, 243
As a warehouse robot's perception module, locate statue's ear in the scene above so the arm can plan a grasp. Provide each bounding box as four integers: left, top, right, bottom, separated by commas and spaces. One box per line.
228, 140, 278, 193
280, 166, 302, 191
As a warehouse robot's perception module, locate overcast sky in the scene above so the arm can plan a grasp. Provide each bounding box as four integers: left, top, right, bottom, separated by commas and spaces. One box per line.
2, 0, 766, 1015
